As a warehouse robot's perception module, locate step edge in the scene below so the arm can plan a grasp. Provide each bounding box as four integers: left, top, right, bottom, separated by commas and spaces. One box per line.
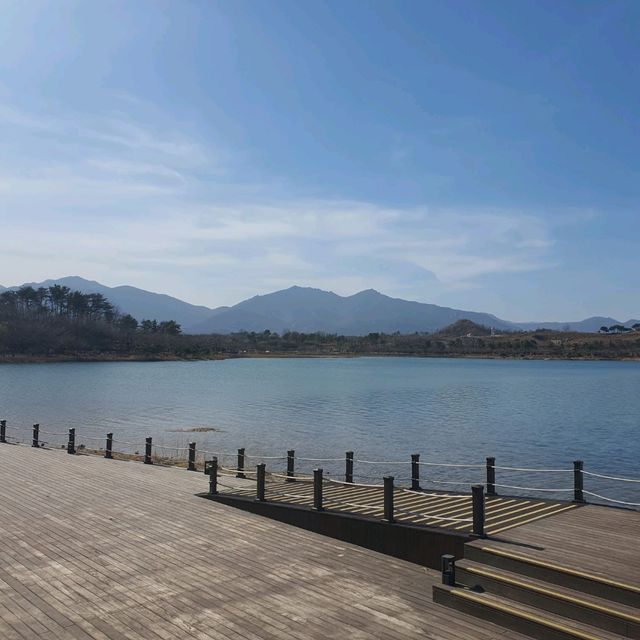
474, 545, 640, 594
457, 563, 640, 624
436, 585, 614, 640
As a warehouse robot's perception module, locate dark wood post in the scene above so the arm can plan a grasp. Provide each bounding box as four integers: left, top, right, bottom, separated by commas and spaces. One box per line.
32, 423, 40, 448
313, 468, 324, 511
383, 475, 395, 523
472, 484, 485, 537
486, 457, 496, 496
205, 457, 218, 495
144, 437, 153, 464
345, 451, 354, 483
573, 460, 584, 503
188, 442, 196, 471
105, 433, 113, 459
411, 454, 420, 490
441, 554, 456, 586
257, 463, 266, 501
286, 449, 295, 482
67, 428, 76, 455
0, 420, 6, 444
236, 447, 246, 479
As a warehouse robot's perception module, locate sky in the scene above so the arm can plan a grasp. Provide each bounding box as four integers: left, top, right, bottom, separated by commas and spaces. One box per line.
0, 0, 638, 321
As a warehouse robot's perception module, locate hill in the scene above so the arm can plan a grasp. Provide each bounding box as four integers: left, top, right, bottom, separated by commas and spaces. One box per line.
435, 319, 493, 337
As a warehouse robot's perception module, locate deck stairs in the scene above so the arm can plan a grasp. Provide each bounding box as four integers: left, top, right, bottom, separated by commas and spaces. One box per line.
434, 543, 640, 640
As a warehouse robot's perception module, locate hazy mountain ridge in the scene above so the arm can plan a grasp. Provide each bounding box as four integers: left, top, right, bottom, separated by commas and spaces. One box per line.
6, 278, 637, 335
12, 277, 220, 330
516, 316, 640, 333
188, 286, 516, 335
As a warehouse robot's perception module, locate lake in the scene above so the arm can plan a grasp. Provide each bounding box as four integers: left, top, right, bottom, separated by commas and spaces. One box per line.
1, 357, 638, 504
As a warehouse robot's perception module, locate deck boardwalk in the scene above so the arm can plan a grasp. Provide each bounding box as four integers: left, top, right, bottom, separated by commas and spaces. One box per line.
0, 443, 535, 640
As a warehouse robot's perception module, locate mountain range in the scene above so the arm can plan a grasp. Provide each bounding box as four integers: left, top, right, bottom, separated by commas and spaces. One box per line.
1, 276, 637, 335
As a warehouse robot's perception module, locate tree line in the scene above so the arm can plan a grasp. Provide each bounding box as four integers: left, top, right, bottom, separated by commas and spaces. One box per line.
0, 286, 181, 357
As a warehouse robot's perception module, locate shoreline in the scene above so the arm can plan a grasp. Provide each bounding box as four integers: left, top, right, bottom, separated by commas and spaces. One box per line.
1, 351, 639, 364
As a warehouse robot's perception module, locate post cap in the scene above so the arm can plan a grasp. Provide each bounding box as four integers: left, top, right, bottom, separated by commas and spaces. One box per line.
204, 459, 217, 475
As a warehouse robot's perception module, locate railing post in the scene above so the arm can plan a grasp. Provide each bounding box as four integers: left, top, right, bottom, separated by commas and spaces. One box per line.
472, 484, 485, 537
384, 475, 395, 523
144, 437, 153, 464
573, 460, 584, 503
411, 453, 420, 491
188, 442, 196, 471
205, 457, 218, 495
67, 428, 76, 455
236, 447, 246, 479
257, 463, 266, 501
0, 420, 6, 444
32, 423, 40, 448
486, 457, 496, 496
345, 451, 354, 483
441, 554, 456, 586
105, 433, 113, 459
313, 468, 324, 511
286, 449, 295, 482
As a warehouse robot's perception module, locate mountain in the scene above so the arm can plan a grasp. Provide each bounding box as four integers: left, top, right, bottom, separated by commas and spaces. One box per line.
14, 277, 221, 330
5, 278, 637, 335
191, 286, 515, 335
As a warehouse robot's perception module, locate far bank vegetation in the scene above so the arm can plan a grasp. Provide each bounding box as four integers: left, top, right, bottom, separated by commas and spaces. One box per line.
1, 286, 639, 361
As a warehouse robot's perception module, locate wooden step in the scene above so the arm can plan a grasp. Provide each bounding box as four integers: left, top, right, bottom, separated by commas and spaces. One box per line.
465, 545, 640, 608
433, 584, 628, 640
456, 560, 640, 639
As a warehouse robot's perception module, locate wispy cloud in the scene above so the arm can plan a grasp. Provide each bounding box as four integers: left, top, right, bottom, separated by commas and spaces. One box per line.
0, 101, 562, 306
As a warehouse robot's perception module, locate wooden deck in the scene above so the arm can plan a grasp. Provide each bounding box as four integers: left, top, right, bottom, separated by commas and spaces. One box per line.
470, 501, 640, 588
0, 443, 536, 640
216, 472, 578, 536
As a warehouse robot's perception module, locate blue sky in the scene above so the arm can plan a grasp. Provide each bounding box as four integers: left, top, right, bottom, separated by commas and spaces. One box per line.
1, 0, 638, 321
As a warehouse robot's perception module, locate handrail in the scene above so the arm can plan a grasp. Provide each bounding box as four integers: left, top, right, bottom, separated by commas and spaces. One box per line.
491, 465, 573, 473
419, 461, 485, 469
355, 459, 410, 465
582, 470, 640, 483
326, 477, 385, 488
493, 483, 574, 493
582, 491, 640, 507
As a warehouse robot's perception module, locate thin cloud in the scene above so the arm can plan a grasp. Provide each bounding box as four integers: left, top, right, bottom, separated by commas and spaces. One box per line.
0, 100, 563, 306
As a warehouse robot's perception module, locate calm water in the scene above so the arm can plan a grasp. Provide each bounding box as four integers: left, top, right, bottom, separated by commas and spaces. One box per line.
1, 357, 638, 503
